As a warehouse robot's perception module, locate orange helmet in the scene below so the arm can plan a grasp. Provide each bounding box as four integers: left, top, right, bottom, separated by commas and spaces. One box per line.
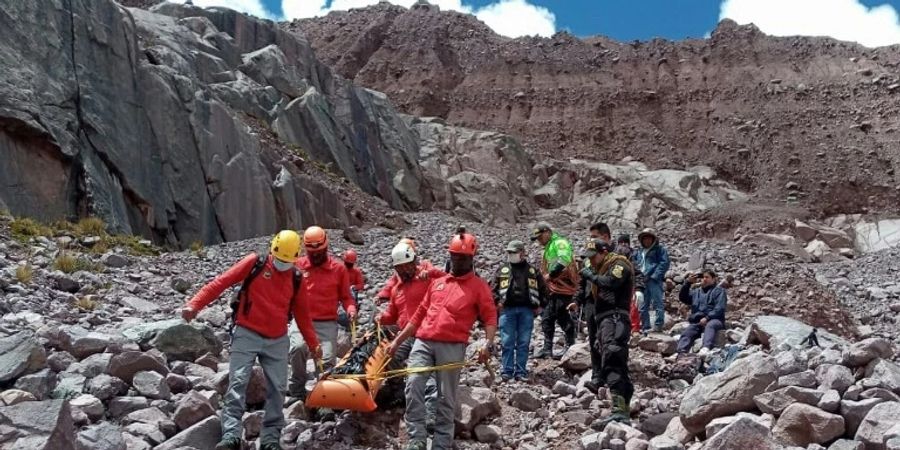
448, 232, 477, 256
303, 226, 328, 252
343, 249, 358, 264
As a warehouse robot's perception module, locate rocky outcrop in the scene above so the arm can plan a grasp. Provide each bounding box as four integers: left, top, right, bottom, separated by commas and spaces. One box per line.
0, 0, 435, 246
536, 160, 745, 230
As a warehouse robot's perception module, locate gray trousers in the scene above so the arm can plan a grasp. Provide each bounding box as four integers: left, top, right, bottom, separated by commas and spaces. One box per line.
222, 326, 288, 443
288, 320, 338, 396
387, 337, 437, 416
405, 339, 466, 450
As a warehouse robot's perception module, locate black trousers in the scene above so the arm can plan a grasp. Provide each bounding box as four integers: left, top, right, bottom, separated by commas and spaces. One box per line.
595, 313, 634, 401
541, 294, 575, 347
585, 303, 602, 384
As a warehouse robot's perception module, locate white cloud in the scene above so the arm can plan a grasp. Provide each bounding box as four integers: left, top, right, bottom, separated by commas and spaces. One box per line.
283, 0, 556, 37
170, 0, 276, 19
719, 0, 900, 48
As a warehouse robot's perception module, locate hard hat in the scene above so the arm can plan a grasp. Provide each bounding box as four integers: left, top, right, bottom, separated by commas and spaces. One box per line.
270, 230, 302, 262
303, 226, 328, 251
391, 243, 416, 266
448, 232, 477, 256
343, 249, 358, 264
399, 237, 417, 252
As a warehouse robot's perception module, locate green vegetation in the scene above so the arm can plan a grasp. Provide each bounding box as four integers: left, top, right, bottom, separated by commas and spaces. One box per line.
8, 216, 158, 256
53, 252, 103, 274
14, 264, 33, 284
74, 296, 99, 311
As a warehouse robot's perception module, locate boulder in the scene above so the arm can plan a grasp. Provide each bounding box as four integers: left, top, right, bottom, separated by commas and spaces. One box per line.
132, 371, 171, 400
342, 227, 365, 245
794, 220, 818, 242
649, 436, 684, 450
778, 370, 818, 388
679, 352, 777, 433
15, 369, 57, 400
0, 399, 75, 450
853, 219, 900, 253
754, 386, 825, 415
552, 381, 577, 396
50, 372, 86, 400
0, 331, 47, 382
118, 297, 159, 314
153, 416, 221, 450
843, 338, 894, 367
641, 412, 677, 437
455, 386, 501, 432
67, 353, 112, 379
744, 316, 847, 350
855, 402, 900, 450
173, 391, 215, 431
841, 398, 886, 437
62, 329, 114, 360
108, 397, 149, 419
772, 403, 845, 446
75, 423, 126, 450
70, 394, 105, 422
100, 253, 128, 269
638, 334, 678, 356
817, 364, 856, 394
106, 352, 168, 384
860, 388, 900, 403
705, 412, 773, 436
147, 322, 222, 361
818, 389, 842, 413
560, 343, 592, 371
473, 424, 501, 444
663, 416, 695, 444
700, 417, 783, 450
865, 359, 900, 394
509, 389, 543, 412
86, 374, 129, 402
580, 432, 610, 450
213, 367, 266, 405
828, 440, 864, 450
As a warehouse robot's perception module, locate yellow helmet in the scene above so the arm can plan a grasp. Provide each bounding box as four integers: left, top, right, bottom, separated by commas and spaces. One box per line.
270, 230, 302, 263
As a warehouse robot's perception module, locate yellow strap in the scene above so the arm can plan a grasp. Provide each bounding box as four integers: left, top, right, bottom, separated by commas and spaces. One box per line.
350, 319, 357, 343
326, 360, 475, 382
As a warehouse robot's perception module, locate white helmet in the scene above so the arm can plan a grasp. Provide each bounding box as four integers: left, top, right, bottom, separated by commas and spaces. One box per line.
391, 242, 416, 266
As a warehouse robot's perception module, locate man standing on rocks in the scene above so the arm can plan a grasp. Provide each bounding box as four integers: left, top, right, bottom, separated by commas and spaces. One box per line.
578, 239, 636, 428
532, 222, 579, 359
491, 240, 546, 382
181, 230, 322, 450
676, 270, 727, 354
632, 228, 670, 333
387, 230, 497, 450
288, 226, 356, 400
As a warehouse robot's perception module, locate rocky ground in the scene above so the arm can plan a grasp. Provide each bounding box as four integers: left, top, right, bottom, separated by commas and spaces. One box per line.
2, 210, 899, 450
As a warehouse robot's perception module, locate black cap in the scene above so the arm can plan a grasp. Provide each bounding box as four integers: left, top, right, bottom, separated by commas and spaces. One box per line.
617, 233, 631, 243
582, 238, 613, 258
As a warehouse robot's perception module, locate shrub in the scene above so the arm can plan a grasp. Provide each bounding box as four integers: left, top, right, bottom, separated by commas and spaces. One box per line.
10, 217, 52, 241
15, 264, 33, 284
74, 296, 99, 311
53, 253, 103, 274
75, 217, 106, 236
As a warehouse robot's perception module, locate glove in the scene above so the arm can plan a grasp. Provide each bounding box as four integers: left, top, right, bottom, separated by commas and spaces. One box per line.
549, 263, 565, 279
579, 267, 595, 281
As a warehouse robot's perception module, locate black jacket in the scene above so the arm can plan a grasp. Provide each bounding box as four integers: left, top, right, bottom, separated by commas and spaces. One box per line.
491, 261, 547, 309
579, 253, 640, 319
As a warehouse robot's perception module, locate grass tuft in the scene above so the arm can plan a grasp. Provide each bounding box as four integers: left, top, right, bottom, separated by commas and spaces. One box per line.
53, 253, 103, 274
15, 264, 33, 284
74, 296, 99, 311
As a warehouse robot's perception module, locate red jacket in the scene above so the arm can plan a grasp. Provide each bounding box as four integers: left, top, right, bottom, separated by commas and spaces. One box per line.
297, 255, 356, 321
184, 254, 320, 349
379, 265, 446, 329
409, 272, 498, 343
377, 260, 437, 299
347, 266, 365, 292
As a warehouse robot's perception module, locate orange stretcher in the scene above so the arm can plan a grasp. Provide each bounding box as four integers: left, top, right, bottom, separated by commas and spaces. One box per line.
305, 329, 394, 412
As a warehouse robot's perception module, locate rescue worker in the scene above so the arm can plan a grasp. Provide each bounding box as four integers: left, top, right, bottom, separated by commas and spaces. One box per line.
376, 242, 443, 418
578, 239, 636, 428
387, 230, 497, 450
532, 222, 579, 359
181, 231, 322, 450
338, 249, 365, 329
676, 270, 727, 355
492, 240, 546, 382
632, 228, 670, 333
376, 237, 440, 304
288, 226, 356, 400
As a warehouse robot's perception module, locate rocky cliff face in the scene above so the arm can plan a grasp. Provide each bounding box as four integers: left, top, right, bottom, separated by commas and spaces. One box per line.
295, 3, 900, 217
0, 0, 432, 247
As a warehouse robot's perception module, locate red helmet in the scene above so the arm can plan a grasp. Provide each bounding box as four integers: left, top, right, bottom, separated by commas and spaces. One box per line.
448, 232, 477, 256
343, 249, 358, 264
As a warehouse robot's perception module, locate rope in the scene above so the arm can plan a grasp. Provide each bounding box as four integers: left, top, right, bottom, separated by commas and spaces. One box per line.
325, 360, 477, 382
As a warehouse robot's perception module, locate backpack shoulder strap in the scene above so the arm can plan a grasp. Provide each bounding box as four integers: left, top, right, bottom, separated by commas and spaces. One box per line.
239, 254, 267, 315
287, 267, 303, 322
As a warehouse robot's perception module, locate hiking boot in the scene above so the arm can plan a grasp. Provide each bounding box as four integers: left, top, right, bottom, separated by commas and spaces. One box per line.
406, 441, 427, 450
260, 443, 283, 450
584, 381, 601, 394
534, 344, 552, 359
215, 437, 242, 450
515, 374, 530, 383
500, 374, 512, 383
552, 345, 570, 360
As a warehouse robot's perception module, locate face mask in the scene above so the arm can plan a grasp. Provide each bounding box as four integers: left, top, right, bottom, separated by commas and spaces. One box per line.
309, 251, 327, 266
508, 253, 522, 264
450, 255, 474, 277
272, 259, 294, 272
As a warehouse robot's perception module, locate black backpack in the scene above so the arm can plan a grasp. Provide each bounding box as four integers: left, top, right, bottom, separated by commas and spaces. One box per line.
228, 254, 302, 333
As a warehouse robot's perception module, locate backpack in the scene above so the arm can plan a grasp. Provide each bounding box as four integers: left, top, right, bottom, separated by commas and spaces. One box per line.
662, 353, 703, 382
704, 345, 743, 375
228, 254, 302, 333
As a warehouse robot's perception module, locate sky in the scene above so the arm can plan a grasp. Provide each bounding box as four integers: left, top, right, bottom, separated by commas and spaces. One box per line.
175, 0, 900, 48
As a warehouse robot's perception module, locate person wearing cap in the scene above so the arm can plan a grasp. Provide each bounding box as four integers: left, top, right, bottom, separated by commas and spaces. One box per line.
387, 230, 497, 450
491, 240, 547, 382
287, 226, 356, 401
532, 221, 579, 359
578, 239, 637, 428
632, 228, 670, 333
615, 234, 633, 258
181, 230, 322, 450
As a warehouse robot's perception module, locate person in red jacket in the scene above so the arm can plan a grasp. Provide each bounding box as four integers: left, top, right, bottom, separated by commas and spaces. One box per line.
387, 231, 497, 450
375, 237, 437, 304
339, 249, 365, 329
181, 230, 321, 450
288, 226, 356, 400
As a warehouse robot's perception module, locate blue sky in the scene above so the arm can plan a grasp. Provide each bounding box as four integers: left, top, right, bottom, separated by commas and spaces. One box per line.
184, 0, 900, 47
